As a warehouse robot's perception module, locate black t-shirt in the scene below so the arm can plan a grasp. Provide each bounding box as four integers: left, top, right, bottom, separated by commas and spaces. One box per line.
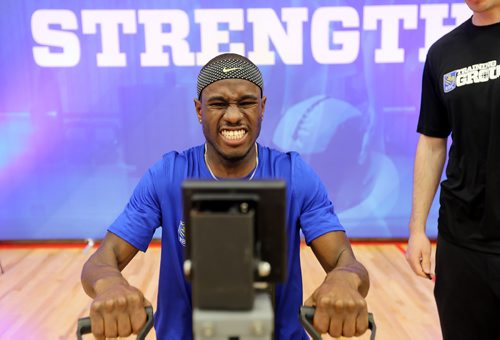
418, 18, 500, 254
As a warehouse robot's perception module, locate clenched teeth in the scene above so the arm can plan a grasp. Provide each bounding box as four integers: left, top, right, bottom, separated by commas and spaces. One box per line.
221, 129, 246, 140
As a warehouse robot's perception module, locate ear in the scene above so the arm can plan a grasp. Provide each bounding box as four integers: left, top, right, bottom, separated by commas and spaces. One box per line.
194, 98, 202, 123
260, 95, 267, 120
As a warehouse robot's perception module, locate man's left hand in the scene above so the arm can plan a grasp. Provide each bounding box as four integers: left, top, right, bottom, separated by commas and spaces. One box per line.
304, 268, 369, 338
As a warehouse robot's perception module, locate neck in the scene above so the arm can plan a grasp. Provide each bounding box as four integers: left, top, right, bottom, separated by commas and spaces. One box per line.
472, 7, 500, 26
204, 144, 258, 179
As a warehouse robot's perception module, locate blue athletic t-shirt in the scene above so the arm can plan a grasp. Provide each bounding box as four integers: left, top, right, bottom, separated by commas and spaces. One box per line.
109, 143, 344, 339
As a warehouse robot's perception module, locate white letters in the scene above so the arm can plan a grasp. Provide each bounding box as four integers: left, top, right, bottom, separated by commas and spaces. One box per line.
363, 5, 418, 63
491, 66, 500, 80
311, 7, 360, 64
456, 74, 467, 87
454, 61, 499, 88
31, 4, 472, 67
32, 10, 80, 67
81, 10, 136, 67
195, 9, 245, 65
139, 10, 195, 67
248, 8, 308, 65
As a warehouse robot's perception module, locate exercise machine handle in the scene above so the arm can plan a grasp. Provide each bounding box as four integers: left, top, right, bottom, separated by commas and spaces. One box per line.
76, 305, 154, 340
299, 306, 376, 340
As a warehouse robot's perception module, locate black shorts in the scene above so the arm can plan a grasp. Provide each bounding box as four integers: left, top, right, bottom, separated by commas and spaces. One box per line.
434, 235, 500, 340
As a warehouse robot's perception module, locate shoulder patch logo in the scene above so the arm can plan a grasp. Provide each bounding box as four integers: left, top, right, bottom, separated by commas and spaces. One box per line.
178, 220, 186, 247
443, 71, 457, 93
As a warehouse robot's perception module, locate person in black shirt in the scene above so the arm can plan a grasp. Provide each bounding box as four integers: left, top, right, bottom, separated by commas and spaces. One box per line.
406, 1, 500, 339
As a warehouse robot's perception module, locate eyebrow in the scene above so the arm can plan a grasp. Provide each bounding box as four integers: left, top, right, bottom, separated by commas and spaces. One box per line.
206, 94, 259, 102
239, 95, 259, 101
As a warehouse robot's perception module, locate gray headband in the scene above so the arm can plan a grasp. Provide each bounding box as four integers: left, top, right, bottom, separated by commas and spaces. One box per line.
197, 57, 263, 98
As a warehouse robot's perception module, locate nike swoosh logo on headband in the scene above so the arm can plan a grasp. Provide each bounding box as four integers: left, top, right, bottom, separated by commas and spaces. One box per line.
222, 67, 242, 73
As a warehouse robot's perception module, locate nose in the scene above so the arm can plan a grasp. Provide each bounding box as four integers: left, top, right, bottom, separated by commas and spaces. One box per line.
223, 103, 243, 124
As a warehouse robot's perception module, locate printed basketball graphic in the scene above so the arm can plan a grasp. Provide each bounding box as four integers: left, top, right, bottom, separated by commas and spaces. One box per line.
273, 95, 361, 155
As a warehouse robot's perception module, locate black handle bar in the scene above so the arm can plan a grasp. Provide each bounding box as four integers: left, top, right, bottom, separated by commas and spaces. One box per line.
76, 306, 154, 340
299, 306, 376, 340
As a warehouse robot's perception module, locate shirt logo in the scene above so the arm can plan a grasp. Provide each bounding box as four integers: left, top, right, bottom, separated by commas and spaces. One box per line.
222, 67, 242, 73
443, 60, 500, 94
443, 71, 457, 93
178, 220, 186, 247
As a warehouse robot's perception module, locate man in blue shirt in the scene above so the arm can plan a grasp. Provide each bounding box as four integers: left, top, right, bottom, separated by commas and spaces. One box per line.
81, 53, 370, 339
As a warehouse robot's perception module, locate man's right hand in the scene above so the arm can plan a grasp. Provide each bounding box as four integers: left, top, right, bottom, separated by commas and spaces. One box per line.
89, 277, 149, 339
406, 230, 433, 280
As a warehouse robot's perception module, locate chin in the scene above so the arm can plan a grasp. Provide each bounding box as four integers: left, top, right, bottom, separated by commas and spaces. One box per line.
466, 0, 494, 11
220, 144, 254, 162
222, 149, 249, 162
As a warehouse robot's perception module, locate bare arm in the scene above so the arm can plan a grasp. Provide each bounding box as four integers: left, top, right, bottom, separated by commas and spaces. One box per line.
81, 232, 149, 338
406, 134, 447, 278
81, 232, 139, 297
305, 231, 370, 338
310, 231, 369, 296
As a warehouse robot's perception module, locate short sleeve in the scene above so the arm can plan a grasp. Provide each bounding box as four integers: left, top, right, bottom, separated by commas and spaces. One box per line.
417, 55, 451, 138
108, 168, 162, 252
291, 154, 344, 245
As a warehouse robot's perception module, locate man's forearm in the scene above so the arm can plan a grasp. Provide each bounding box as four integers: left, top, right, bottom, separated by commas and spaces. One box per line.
409, 135, 447, 232
310, 232, 370, 297
81, 255, 128, 298
327, 261, 370, 297
81, 232, 139, 298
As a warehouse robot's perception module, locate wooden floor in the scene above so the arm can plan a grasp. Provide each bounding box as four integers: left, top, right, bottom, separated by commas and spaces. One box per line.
0, 242, 440, 340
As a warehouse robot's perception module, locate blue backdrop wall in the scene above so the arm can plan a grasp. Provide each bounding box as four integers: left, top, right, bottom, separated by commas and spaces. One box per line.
0, 0, 469, 239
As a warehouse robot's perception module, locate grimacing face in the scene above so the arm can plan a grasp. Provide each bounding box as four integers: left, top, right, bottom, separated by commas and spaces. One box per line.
195, 78, 266, 163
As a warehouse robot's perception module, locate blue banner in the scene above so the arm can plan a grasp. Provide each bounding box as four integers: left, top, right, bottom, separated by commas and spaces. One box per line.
0, 0, 469, 239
